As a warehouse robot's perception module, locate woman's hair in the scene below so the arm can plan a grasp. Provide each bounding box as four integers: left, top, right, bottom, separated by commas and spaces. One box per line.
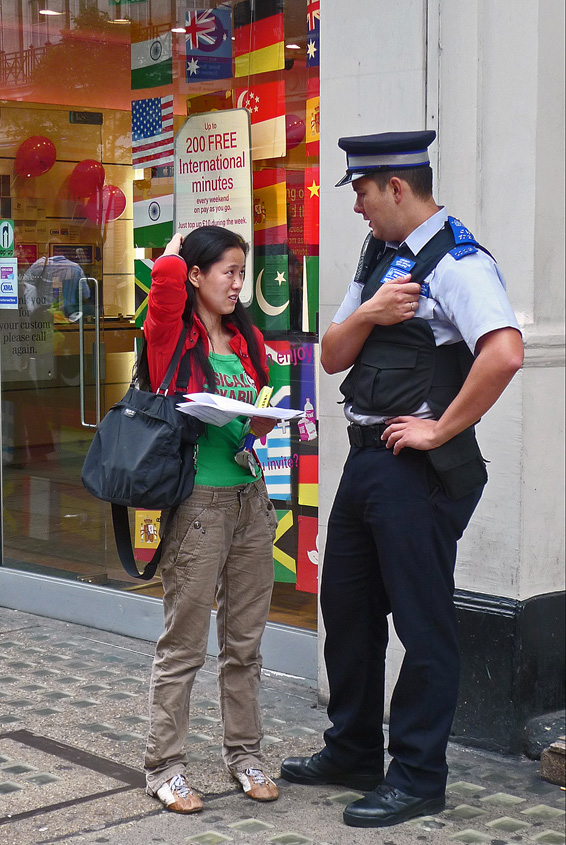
135, 226, 267, 392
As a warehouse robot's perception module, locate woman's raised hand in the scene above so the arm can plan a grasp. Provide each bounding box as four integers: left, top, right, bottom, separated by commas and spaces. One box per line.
163, 233, 183, 256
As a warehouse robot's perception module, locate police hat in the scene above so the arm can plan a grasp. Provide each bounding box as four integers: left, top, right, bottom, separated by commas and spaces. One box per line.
335, 130, 436, 187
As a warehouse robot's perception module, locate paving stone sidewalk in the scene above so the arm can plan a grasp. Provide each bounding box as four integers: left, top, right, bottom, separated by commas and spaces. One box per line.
0, 607, 564, 845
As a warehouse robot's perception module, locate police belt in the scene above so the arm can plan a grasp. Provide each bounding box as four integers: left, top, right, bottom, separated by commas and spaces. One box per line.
347, 423, 388, 448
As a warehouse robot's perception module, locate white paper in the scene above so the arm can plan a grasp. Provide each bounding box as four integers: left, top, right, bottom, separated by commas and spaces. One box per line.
176, 392, 304, 427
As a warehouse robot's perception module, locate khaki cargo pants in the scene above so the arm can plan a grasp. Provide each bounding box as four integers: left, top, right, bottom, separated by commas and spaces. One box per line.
144, 478, 278, 794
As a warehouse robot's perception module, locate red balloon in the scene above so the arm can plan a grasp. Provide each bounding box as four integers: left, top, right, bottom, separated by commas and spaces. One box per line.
285, 114, 305, 151
83, 185, 127, 225
15, 136, 57, 177
69, 159, 105, 198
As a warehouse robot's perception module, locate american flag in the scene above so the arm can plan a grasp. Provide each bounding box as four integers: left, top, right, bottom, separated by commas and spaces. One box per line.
185, 9, 218, 50
131, 95, 174, 169
307, 0, 320, 31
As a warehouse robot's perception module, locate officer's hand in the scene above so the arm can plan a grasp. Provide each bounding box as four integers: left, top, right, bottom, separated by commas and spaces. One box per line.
361, 275, 421, 326
163, 233, 183, 256
382, 416, 441, 455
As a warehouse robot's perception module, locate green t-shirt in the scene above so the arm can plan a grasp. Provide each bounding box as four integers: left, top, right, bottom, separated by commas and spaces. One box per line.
195, 351, 259, 487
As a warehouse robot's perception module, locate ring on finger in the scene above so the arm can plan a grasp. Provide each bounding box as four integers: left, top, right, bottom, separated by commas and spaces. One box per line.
410, 301, 416, 311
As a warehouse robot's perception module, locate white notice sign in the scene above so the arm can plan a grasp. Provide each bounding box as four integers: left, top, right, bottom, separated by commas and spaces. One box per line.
174, 109, 254, 304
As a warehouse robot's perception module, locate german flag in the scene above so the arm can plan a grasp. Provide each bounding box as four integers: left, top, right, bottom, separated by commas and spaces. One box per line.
233, 0, 284, 78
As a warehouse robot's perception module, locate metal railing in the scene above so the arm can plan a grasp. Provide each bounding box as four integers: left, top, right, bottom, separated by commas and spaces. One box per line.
0, 45, 47, 86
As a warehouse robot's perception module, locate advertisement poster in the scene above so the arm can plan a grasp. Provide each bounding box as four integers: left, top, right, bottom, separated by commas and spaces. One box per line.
174, 108, 253, 304
0, 258, 18, 309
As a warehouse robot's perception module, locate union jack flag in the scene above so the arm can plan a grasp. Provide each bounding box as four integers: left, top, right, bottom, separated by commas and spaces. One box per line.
185, 9, 218, 50
307, 0, 320, 32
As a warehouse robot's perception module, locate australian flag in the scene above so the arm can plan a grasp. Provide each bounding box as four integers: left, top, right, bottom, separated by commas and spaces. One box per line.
186, 8, 232, 82
306, 0, 320, 68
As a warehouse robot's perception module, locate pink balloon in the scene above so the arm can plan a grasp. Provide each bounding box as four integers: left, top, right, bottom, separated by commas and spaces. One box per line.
83, 185, 127, 225
285, 114, 305, 150
69, 160, 105, 198
15, 136, 57, 177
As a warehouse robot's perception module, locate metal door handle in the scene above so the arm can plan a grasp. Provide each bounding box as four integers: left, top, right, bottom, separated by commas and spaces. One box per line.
79, 277, 101, 428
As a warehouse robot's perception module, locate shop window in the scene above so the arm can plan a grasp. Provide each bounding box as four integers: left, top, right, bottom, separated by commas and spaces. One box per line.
0, 0, 319, 632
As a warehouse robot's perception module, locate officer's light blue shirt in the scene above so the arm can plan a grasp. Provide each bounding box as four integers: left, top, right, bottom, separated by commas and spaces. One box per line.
333, 208, 521, 423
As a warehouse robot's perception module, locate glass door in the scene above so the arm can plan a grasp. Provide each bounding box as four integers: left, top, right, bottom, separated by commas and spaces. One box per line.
1, 102, 139, 588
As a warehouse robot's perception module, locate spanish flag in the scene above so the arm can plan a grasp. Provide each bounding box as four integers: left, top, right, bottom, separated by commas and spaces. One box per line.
305, 75, 320, 158
233, 0, 285, 78
253, 169, 287, 246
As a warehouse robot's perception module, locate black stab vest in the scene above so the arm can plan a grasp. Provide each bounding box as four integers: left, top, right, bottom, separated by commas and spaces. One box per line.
339, 219, 491, 498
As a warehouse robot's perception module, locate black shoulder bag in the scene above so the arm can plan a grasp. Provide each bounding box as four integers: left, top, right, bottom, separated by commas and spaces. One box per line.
81, 326, 204, 579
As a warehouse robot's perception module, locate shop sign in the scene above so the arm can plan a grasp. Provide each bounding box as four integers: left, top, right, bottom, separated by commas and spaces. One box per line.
174, 108, 253, 305
0, 219, 14, 258
109, 0, 146, 5
0, 258, 18, 309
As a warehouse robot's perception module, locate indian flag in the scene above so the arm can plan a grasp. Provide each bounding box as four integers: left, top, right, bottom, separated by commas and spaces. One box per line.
133, 193, 173, 249
131, 33, 173, 90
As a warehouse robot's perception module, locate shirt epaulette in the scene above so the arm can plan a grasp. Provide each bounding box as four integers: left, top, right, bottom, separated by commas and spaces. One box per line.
448, 216, 478, 245
449, 244, 479, 260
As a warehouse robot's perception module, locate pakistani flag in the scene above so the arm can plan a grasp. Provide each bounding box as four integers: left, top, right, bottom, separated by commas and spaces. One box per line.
131, 33, 173, 90
249, 254, 289, 332
302, 256, 319, 333
134, 259, 154, 328
133, 193, 173, 248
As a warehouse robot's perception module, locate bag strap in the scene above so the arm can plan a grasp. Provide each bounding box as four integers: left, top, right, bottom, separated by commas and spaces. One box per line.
174, 347, 193, 395
156, 324, 188, 395
111, 503, 177, 580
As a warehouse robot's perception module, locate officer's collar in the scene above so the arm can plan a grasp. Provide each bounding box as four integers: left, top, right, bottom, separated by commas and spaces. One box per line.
398, 207, 448, 256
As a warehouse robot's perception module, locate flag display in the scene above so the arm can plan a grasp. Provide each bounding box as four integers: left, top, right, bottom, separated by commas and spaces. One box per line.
133, 191, 173, 248
305, 75, 320, 157
233, 0, 284, 78
304, 167, 320, 247
132, 95, 174, 169
134, 258, 153, 328
255, 427, 292, 501
185, 8, 232, 82
297, 514, 318, 593
131, 33, 173, 89
306, 0, 320, 68
250, 253, 289, 332
298, 453, 318, 507
302, 256, 319, 333
234, 79, 286, 160
273, 509, 296, 582
253, 169, 287, 246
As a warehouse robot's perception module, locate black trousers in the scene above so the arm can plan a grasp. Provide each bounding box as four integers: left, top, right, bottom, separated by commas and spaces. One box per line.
320, 443, 483, 798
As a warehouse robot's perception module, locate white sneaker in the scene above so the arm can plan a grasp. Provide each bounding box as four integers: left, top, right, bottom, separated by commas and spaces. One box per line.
234, 767, 279, 801
154, 773, 203, 814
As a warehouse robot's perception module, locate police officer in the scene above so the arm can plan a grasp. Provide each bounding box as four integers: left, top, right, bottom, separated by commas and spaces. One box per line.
281, 131, 524, 828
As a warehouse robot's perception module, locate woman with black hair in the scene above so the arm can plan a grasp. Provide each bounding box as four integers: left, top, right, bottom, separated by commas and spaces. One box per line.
141, 227, 279, 814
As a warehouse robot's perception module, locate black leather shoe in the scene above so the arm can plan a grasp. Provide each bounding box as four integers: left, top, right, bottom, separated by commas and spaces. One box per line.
343, 783, 446, 828
280, 751, 382, 792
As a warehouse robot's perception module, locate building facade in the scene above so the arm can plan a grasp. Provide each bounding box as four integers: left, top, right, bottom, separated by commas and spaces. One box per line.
1, 0, 564, 751
319, 0, 565, 753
